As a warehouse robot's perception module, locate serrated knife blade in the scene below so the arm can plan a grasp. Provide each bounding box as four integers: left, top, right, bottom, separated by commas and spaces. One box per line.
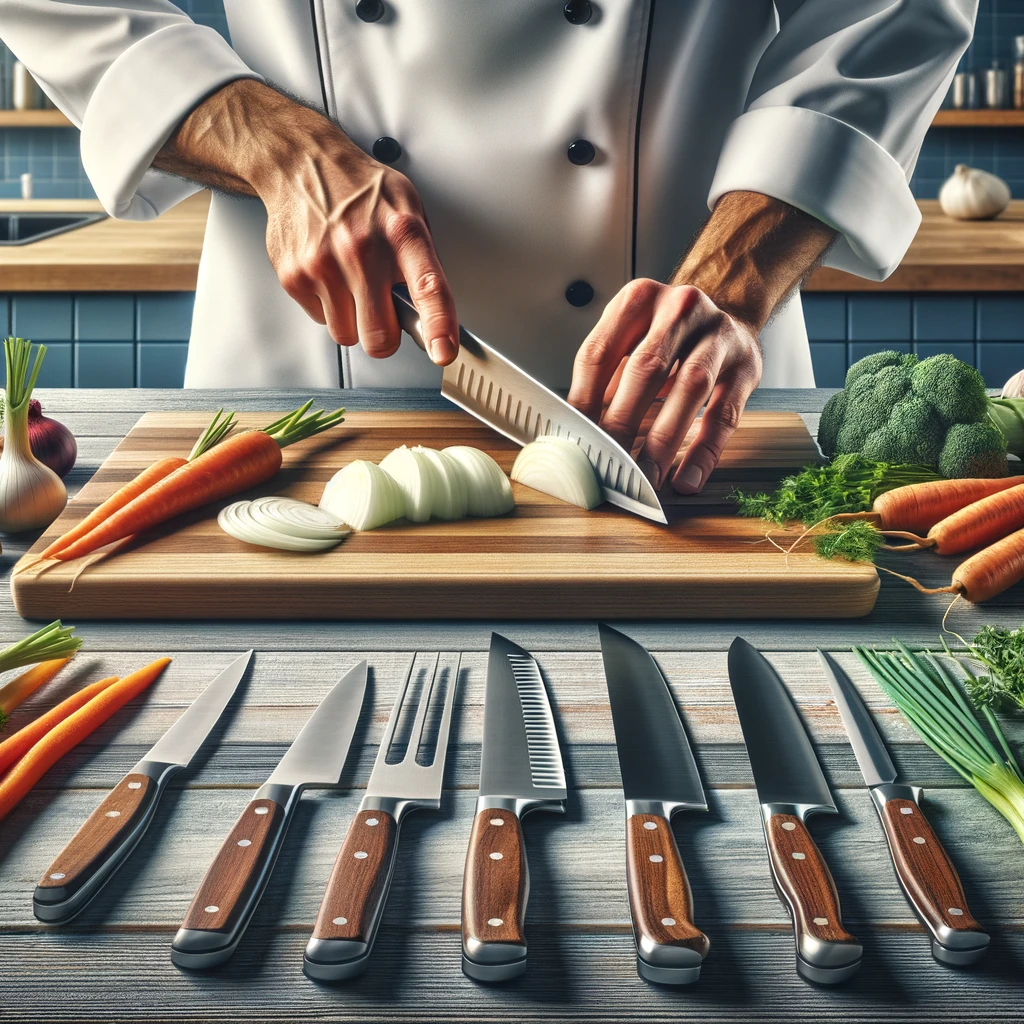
392, 284, 667, 524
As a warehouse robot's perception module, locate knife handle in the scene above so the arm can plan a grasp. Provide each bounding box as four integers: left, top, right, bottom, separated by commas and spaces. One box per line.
461, 807, 528, 982
171, 791, 294, 970
33, 771, 165, 923
303, 809, 400, 981
872, 788, 989, 965
762, 810, 862, 984
625, 813, 709, 984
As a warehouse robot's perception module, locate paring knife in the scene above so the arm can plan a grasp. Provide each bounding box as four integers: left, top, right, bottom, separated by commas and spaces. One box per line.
304, 652, 460, 981
392, 284, 667, 524
727, 638, 863, 985
461, 633, 567, 981
33, 650, 253, 924
599, 624, 710, 985
171, 660, 368, 970
818, 650, 989, 966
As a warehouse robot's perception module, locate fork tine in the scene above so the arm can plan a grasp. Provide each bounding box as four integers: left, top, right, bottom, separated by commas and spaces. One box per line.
374, 656, 416, 768
405, 652, 440, 761
429, 652, 461, 765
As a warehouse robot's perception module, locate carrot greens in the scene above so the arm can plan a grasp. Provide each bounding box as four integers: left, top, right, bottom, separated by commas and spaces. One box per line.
0, 621, 80, 675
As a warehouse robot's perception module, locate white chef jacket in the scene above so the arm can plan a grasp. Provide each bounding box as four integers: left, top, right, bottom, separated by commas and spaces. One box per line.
0, 0, 975, 390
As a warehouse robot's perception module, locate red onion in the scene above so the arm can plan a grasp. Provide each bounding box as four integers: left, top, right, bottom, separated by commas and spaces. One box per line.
26, 399, 77, 479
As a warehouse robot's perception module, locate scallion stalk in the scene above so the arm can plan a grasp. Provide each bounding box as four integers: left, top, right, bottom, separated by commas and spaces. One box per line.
0, 620, 81, 675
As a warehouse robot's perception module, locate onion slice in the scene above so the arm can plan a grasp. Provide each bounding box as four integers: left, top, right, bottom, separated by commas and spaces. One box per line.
379, 445, 441, 523
218, 499, 347, 552
443, 446, 514, 516
511, 436, 601, 510
413, 446, 469, 520
248, 496, 349, 540
320, 459, 405, 530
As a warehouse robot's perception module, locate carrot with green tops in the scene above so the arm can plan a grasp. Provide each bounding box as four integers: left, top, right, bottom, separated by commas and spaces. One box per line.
0, 658, 170, 822
0, 657, 73, 729
0, 675, 118, 776
51, 402, 344, 563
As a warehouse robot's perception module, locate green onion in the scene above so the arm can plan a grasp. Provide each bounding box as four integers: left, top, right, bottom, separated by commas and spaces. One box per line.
188, 408, 237, 461
855, 641, 1024, 845
0, 620, 81, 675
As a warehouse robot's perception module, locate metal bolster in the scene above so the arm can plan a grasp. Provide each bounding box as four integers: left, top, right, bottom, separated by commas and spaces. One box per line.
760, 801, 837, 824
134, 759, 183, 786
626, 798, 705, 819
869, 782, 923, 809
476, 794, 564, 818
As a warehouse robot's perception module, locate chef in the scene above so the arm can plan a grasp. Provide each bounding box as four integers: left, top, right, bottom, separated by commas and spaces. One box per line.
2, 0, 974, 493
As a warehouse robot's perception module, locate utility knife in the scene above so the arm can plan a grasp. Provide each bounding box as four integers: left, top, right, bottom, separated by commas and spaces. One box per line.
727, 638, 863, 985
819, 649, 989, 966
171, 660, 367, 970
392, 284, 667, 524
599, 624, 710, 985
461, 633, 567, 981
34, 650, 253, 924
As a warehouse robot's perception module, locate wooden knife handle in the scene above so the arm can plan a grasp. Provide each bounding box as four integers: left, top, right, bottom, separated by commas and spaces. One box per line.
625, 814, 709, 981
305, 809, 399, 975
875, 794, 988, 959
461, 808, 528, 980
34, 773, 160, 915
171, 796, 288, 969
764, 812, 862, 983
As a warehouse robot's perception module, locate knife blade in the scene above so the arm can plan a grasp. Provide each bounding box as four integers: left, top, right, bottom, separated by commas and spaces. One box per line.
304, 652, 460, 981
818, 650, 989, 966
461, 633, 566, 982
727, 638, 862, 985
392, 284, 667, 524
33, 650, 253, 924
171, 660, 367, 970
599, 624, 710, 985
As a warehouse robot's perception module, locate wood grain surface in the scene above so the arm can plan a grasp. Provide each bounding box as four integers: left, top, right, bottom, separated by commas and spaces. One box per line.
180, 798, 283, 934
878, 797, 986, 941
312, 809, 398, 944
11, 408, 880, 621
36, 773, 155, 896
625, 813, 709, 959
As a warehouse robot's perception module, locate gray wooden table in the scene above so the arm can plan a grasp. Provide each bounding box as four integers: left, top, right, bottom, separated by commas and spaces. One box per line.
2, 388, 1023, 1024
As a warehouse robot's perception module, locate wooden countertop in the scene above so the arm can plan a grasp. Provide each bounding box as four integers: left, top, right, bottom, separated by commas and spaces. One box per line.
2, 193, 1023, 293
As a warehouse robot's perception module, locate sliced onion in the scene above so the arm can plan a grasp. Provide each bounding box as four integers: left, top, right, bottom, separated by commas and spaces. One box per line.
413, 446, 469, 520
442, 445, 515, 516
218, 500, 346, 552
248, 496, 349, 540
320, 459, 405, 530
511, 436, 601, 510
379, 445, 441, 523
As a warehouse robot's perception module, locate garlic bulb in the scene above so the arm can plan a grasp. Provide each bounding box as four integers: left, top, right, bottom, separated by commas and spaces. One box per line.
1002, 368, 1024, 399
939, 164, 1010, 221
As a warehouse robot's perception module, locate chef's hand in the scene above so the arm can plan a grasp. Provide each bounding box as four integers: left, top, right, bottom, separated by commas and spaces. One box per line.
568, 191, 837, 494
154, 79, 458, 364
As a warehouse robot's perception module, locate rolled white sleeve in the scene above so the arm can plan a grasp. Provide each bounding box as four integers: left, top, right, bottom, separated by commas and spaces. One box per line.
708, 0, 977, 280
0, 1, 261, 219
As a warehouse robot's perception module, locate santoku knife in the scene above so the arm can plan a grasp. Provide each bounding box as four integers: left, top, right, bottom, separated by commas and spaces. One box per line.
461, 633, 567, 981
599, 624, 710, 985
818, 649, 989, 965
392, 284, 667, 524
304, 652, 459, 981
34, 650, 253, 924
727, 638, 862, 984
171, 660, 367, 970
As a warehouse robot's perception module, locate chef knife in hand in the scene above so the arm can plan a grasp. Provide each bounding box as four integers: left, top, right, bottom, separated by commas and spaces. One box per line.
461, 633, 567, 982
34, 650, 253, 924
599, 624, 710, 984
728, 638, 863, 985
819, 650, 989, 965
171, 660, 367, 970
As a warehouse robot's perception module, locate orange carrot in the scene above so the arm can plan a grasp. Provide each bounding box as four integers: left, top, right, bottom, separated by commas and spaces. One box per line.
0, 675, 118, 776
0, 656, 72, 724
949, 527, 1024, 602
0, 658, 170, 822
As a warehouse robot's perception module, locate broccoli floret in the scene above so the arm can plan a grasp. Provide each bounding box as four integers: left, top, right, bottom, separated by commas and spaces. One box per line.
888, 396, 947, 465
834, 368, 911, 453
911, 353, 988, 425
817, 389, 847, 457
845, 349, 916, 387
938, 421, 1009, 479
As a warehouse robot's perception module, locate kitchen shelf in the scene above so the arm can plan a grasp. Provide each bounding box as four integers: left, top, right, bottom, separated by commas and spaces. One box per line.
0, 109, 73, 128
932, 109, 1024, 126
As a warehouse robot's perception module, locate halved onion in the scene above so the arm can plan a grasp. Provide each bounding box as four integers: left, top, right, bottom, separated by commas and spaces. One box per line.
413, 446, 469, 520
218, 499, 348, 552
511, 436, 601, 510
320, 459, 405, 530
379, 445, 441, 523
442, 445, 515, 516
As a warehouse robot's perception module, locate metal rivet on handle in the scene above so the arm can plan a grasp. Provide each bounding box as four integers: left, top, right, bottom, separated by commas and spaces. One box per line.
487, 917, 503, 927
661, 917, 676, 926
49, 872, 65, 880
254, 807, 269, 815
792, 852, 806, 860
237, 839, 251, 847
489, 852, 503, 860
333, 916, 348, 926
643, 822, 657, 830
354, 851, 368, 860
366, 818, 379, 826
490, 818, 505, 826
105, 810, 120, 818
781, 822, 797, 831
913, 837, 926, 845
813, 917, 829, 926
205, 906, 219, 913
949, 908, 964, 916
900, 807, 914, 815
649, 854, 664, 863
128, 782, 142, 790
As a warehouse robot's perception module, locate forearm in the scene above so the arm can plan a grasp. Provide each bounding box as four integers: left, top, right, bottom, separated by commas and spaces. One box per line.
671, 191, 837, 332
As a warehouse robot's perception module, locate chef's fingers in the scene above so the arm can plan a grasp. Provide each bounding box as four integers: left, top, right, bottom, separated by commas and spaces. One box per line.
318, 284, 359, 348
568, 279, 659, 420
634, 336, 725, 489
391, 217, 459, 365
278, 265, 330, 327
352, 279, 403, 359
669, 361, 760, 495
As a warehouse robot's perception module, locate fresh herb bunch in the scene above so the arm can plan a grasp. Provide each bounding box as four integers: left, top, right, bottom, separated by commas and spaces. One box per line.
950, 624, 1024, 713
812, 520, 886, 562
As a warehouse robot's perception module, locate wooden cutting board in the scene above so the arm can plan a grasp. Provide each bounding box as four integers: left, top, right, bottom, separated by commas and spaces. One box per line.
11, 410, 879, 620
